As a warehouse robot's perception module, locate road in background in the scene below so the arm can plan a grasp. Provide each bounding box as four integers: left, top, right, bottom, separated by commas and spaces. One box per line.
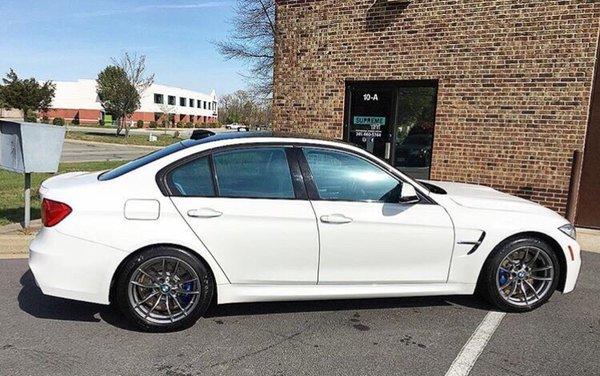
60, 141, 158, 163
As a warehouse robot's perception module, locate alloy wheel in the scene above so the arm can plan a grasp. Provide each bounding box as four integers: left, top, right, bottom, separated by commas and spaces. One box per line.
127, 256, 201, 324
496, 246, 555, 307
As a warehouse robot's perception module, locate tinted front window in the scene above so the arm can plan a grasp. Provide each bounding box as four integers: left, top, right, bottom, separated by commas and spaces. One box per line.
303, 148, 401, 202
213, 148, 294, 199
169, 157, 215, 196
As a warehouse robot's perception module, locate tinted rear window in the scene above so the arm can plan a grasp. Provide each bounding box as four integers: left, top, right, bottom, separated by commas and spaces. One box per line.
98, 141, 191, 181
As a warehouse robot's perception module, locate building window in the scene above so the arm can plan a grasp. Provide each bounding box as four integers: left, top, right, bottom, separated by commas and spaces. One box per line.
154, 94, 164, 104
197, 100, 201, 109
189, 98, 194, 107
180, 97, 186, 107
203, 101, 207, 110
168, 95, 176, 105
213, 101, 217, 111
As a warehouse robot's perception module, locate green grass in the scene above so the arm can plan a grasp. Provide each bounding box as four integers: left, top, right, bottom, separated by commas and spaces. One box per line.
66, 131, 180, 147
0, 161, 126, 226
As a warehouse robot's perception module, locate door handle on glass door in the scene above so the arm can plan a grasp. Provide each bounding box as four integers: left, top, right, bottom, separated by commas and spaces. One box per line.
187, 208, 223, 218
320, 214, 353, 224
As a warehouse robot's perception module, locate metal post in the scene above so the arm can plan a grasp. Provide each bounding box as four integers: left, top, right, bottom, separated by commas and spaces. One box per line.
24, 172, 31, 229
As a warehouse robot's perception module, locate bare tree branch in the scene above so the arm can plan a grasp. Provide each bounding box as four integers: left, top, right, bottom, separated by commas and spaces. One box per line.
215, 0, 276, 98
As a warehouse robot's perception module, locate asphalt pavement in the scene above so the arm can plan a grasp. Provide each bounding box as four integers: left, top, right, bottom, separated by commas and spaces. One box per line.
0, 252, 598, 376
60, 141, 158, 163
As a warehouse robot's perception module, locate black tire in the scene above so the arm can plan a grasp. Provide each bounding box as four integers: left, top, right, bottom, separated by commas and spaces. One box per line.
479, 237, 560, 312
115, 246, 214, 332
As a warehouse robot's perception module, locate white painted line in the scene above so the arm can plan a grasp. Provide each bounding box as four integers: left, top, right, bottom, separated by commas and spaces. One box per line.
444, 311, 506, 376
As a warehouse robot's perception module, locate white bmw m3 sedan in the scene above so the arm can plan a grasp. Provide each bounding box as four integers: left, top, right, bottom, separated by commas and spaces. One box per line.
29, 132, 581, 331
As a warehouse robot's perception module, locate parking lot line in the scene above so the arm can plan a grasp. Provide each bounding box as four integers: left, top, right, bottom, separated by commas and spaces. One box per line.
444, 311, 506, 376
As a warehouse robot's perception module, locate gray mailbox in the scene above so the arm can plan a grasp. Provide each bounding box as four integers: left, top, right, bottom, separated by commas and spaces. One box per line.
0, 121, 65, 173
0, 120, 66, 228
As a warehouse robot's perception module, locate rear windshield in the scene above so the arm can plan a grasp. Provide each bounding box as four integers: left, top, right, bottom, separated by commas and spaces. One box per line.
98, 141, 192, 181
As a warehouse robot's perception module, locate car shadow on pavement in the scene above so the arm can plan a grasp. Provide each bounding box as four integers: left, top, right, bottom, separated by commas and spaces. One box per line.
205, 294, 493, 319
17, 270, 135, 330
18, 269, 493, 331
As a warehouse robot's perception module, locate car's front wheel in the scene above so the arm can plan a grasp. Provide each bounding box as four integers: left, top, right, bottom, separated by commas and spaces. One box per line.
480, 237, 560, 312
115, 246, 214, 332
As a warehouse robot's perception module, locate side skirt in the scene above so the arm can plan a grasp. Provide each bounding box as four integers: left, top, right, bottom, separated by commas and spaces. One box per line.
216, 283, 476, 305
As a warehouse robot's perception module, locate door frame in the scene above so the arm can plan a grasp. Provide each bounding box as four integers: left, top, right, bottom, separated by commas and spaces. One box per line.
343, 80, 439, 178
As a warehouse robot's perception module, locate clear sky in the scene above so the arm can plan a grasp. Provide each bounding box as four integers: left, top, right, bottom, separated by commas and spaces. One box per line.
0, 0, 248, 96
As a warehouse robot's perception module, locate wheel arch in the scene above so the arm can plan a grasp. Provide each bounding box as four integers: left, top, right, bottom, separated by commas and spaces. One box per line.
108, 243, 219, 305
477, 231, 567, 293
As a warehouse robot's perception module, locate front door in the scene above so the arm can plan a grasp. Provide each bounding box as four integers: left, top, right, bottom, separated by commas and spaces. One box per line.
300, 147, 455, 284
168, 147, 320, 284
345, 81, 438, 180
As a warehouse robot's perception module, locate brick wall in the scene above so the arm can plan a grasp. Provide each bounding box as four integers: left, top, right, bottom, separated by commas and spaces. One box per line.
273, 0, 600, 213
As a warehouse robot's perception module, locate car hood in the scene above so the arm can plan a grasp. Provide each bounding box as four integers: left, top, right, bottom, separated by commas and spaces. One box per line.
423, 180, 557, 216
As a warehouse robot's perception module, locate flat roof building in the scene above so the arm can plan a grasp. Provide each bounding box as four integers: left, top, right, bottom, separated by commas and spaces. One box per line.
48, 79, 218, 125
273, 0, 600, 228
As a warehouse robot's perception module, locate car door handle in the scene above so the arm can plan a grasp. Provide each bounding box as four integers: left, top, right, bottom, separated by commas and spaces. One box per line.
187, 208, 223, 218
320, 214, 353, 224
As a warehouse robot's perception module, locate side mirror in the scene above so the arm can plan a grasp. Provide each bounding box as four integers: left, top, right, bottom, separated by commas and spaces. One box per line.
399, 184, 420, 204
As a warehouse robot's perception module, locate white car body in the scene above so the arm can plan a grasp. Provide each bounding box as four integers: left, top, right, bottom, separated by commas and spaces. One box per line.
29, 135, 581, 307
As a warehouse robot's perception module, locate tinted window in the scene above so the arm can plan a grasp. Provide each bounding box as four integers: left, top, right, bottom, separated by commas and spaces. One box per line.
169, 157, 215, 196
214, 148, 294, 199
303, 148, 402, 202
99, 141, 190, 181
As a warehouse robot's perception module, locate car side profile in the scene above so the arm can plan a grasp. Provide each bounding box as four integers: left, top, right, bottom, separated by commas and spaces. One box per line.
29, 132, 581, 331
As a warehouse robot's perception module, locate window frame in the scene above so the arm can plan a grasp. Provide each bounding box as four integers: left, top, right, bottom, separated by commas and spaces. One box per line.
156, 142, 432, 204
158, 144, 307, 200
154, 93, 164, 104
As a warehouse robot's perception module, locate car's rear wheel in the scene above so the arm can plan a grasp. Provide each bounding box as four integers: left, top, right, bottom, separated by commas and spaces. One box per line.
480, 237, 560, 312
115, 246, 214, 332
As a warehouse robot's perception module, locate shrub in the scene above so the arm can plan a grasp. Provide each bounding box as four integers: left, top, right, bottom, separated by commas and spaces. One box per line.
70, 118, 80, 125
52, 117, 65, 126
136, 120, 144, 128
41, 115, 50, 124
149, 121, 158, 129
186, 122, 194, 128
24, 110, 37, 122
176, 121, 185, 128
98, 119, 105, 126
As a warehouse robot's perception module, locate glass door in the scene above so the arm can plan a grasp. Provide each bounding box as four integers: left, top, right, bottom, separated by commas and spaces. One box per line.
345, 83, 396, 162
345, 81, 438, 179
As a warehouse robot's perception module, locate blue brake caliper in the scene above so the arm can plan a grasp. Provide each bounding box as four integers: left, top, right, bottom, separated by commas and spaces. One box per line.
498, 269, 509, 287
181, 282, 193, 306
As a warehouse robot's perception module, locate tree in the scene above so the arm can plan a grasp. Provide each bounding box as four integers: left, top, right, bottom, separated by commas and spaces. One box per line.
218, 90, 271, 127
216, 0, 276, 98
96, 66, 139, 137
0, 69, 55, 121
97, 53, 154, 137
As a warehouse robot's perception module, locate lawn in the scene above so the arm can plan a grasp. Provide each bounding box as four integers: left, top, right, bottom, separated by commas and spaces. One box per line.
0, 160, 126, 227
66, 131, 180, 147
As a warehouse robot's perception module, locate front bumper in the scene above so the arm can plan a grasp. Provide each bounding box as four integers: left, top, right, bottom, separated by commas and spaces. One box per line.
561, 239, 581, 294
29, 228, 127, 305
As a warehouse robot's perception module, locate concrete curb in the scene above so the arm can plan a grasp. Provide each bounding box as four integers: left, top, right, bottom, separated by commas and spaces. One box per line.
64, 138, 164, 150
577, 228, 600, 254
0, 220, 41, 235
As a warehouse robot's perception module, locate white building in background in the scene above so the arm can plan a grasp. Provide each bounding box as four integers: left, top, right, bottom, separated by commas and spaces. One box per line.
47, 79, 218, 125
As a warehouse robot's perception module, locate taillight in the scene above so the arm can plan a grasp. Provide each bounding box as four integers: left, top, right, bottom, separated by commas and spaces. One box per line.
42, 199, 72, 227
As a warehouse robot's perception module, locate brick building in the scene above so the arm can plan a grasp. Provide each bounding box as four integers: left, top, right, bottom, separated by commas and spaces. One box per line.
46, 79, 218, 126
272, 0, 600, 228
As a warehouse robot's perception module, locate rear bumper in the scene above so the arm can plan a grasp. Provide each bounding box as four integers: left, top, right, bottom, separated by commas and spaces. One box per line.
29, 228, 127, 305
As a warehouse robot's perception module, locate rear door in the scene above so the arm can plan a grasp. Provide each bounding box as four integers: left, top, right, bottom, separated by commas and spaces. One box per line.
167, 146, 319, 284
